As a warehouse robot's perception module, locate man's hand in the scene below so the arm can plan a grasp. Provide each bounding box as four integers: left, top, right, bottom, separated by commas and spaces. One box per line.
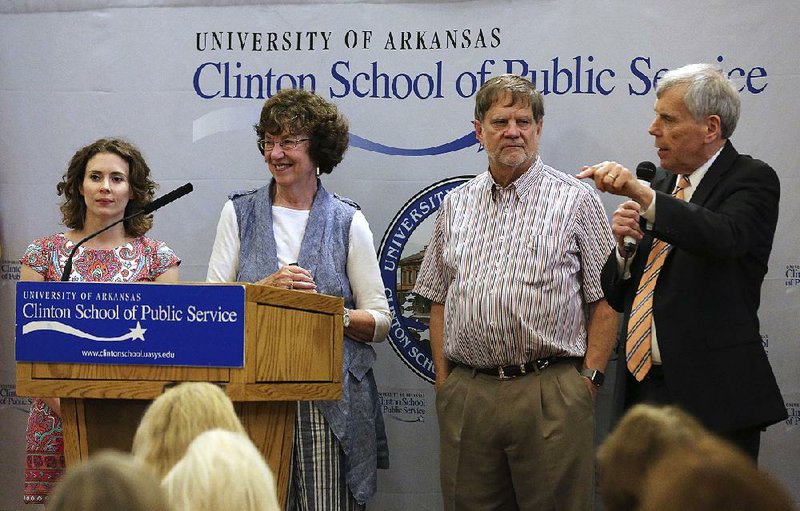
581, 377, 599, 399
613, 200, 645, 254
577, 161, 655, 209
435, 371, 451, 393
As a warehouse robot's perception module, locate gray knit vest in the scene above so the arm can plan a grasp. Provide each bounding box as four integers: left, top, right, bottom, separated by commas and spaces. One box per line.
230, 180, 388, 502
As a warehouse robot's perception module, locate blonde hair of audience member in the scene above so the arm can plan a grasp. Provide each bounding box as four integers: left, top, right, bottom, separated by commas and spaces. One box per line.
47, 450, 170, 511
640, 435, 796, 511
596, 404, 708, 511
132, 381, 245, 479
163, 428, 280, 511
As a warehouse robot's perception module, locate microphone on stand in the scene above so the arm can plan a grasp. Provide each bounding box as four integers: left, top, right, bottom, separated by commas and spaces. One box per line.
61, 183, 193, 281
622, 162, 656, 257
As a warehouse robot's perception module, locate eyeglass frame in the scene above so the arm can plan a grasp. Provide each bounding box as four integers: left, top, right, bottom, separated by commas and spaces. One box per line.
257, 137, 310, 153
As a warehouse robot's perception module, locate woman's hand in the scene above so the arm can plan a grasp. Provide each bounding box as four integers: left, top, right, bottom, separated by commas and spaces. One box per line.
256, 265, 316, 292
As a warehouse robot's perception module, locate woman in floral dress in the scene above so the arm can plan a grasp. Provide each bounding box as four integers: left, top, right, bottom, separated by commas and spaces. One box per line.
19, 138, 181, 504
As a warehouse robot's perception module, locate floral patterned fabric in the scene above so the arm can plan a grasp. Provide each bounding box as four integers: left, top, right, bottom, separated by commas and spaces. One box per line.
20, 233, 180, 504
20, 233, 180, 283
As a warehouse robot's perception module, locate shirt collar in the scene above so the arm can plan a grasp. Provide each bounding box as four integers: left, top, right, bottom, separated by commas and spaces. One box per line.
485, 156, 542, 201
685, 145, 724, 191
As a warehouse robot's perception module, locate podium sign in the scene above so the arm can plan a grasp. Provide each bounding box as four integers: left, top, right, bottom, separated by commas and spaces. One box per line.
16, 282, 344, 508
16, 282, 245, 367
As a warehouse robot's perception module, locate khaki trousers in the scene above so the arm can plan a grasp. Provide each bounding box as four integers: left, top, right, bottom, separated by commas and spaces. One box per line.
436, 362, 594, 511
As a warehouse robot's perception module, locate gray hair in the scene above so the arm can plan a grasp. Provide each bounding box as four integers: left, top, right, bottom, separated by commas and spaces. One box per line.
474, 74, 544, 123
656, 63, 740, 139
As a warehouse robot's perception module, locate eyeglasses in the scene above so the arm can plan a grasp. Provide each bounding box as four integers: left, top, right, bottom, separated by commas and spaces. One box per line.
257, 137, 309, 153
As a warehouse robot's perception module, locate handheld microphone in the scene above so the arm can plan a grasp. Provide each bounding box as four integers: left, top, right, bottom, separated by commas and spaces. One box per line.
61, 183, 193, 281
622, 162, 656, 256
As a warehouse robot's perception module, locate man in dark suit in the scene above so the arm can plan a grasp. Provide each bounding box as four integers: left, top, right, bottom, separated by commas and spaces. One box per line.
577, 63, 786, 459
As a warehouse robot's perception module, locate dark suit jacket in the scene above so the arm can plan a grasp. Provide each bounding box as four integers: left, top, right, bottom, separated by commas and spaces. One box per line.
602, 140, 787, 433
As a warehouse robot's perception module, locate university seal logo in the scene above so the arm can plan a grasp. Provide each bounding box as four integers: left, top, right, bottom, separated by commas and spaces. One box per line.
378, 176, 471, 383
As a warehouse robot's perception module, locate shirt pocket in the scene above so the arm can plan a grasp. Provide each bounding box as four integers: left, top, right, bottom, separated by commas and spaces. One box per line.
512, 235, 560, 285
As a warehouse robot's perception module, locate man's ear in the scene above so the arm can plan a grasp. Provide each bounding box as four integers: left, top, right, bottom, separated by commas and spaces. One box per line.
473, 119, 483, 144
705, 114, 722, 142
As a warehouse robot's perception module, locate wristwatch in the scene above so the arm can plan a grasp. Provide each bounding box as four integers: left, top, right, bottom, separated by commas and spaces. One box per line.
343, 308, 351, 328
580, 367, 605, 387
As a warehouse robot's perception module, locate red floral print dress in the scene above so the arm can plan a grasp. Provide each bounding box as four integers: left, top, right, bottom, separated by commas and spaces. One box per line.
19, 233, 180, 504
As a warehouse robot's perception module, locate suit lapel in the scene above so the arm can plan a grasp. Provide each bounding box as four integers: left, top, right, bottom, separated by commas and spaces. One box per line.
689, 140, 737, 206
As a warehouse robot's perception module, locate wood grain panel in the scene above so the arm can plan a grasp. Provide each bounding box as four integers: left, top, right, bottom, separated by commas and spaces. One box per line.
255, 305, 333, 382
236, 401, 296, 509
31, 363, 228, 382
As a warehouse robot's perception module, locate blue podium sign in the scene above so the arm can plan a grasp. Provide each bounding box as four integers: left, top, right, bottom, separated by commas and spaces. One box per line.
16, 282, 245, 367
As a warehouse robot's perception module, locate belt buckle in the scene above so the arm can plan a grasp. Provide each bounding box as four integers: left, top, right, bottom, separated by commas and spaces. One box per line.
496, 366, 514, 381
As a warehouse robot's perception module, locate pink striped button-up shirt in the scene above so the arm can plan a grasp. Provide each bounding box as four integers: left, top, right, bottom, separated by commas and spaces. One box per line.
414, 157, 614, 368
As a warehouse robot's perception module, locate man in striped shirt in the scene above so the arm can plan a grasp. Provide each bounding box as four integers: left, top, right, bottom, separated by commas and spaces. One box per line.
414, 74, 617, 510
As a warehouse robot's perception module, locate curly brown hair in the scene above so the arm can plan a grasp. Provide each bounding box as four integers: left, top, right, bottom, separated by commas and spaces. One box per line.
254, 89, 349, 174
57, 138, 157, 237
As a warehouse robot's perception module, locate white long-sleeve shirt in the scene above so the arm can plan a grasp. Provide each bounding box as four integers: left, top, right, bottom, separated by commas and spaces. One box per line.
206, 200, 391, 342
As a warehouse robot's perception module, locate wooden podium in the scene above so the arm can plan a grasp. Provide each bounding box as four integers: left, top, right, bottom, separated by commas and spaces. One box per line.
16, 283, 344, 507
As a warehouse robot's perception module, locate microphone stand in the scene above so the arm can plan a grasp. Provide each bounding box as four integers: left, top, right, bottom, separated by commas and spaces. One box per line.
60, 209, 146, 281
60, 182, 193, 281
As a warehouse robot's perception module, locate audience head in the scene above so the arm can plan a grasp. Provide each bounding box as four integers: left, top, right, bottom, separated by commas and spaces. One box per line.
132, 382, 245, 479
162, 428, 280, 511
46, 450, 169, 511
57, 137, 157, 237
596, 404, 708, 511
640, 435, 796, 511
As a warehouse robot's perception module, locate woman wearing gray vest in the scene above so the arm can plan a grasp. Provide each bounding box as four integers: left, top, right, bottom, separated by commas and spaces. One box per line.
207, 88, 391, 510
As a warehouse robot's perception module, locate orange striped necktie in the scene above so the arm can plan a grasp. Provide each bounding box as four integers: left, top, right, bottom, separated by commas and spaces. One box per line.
625, 175, 690, 381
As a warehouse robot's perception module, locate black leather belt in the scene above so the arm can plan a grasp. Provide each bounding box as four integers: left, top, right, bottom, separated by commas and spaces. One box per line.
457, 357, 575, 380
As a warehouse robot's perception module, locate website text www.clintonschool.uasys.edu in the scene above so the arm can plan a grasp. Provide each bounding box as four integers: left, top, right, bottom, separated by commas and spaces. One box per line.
80, 349, 176, 360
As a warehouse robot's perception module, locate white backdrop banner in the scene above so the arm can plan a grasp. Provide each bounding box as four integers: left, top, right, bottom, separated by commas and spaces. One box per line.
1, 1, 798, 509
